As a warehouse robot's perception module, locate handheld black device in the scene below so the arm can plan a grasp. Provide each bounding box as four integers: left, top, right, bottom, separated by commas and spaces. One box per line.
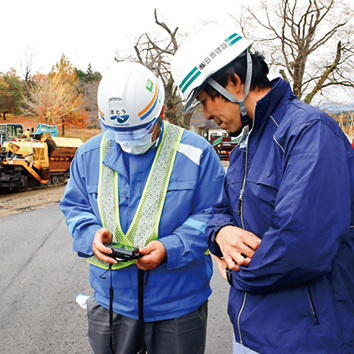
109, 246, 140, 262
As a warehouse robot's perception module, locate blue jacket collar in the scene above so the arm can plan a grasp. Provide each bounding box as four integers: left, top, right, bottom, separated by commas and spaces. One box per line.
252, 78, 295, 133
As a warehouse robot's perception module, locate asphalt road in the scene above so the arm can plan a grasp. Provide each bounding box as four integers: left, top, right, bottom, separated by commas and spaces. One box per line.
0, 205, 233, 354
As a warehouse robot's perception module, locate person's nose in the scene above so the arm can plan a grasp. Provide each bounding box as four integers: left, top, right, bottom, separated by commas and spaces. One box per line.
203, 105, 213, 120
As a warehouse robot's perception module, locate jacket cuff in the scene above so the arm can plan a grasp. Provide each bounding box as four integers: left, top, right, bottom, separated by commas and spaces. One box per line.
208, 221, 234, 257
158, 235, 183, 270
72, 223, 102, 257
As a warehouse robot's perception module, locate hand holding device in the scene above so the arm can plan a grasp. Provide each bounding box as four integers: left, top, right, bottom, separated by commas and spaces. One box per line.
109, 246, 141, 262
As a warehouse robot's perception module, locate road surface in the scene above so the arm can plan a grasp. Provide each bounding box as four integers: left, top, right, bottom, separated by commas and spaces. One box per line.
0, 205, 233, 353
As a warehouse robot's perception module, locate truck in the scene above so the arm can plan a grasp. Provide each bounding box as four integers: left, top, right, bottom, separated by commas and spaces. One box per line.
210, 135, 240, 161
0, 124, 83, 189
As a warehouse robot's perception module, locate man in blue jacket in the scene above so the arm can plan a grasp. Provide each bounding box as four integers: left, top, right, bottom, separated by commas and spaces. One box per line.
60, 62, 225, 354
171, 25, 354, 354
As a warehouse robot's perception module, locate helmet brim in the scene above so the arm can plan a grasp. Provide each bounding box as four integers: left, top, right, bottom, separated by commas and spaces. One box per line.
183, 85, 204, 114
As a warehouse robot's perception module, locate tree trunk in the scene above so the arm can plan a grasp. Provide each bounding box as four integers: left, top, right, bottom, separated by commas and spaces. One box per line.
61, 119, 65, 136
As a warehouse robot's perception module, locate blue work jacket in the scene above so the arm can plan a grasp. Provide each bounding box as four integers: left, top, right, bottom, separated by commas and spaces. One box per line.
206, 78, 354, 353
60, 122, 225, 322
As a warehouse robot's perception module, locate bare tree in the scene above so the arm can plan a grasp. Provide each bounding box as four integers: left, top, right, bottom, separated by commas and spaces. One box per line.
20, 46, 37, 83
115, 10, 192, 128
234, 0, 354, 104
20, 46, 38, 108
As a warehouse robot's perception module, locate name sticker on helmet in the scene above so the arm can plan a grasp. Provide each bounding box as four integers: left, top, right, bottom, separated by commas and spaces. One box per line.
109, 97, 130, 124
146, 79, 154, 92
179, 33, 243, 94
198, 42, 228, 71
198, 33, 242, 71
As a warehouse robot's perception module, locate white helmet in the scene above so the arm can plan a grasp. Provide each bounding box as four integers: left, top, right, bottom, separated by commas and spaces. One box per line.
171, 25, 252, 113
98, 62, 165, 140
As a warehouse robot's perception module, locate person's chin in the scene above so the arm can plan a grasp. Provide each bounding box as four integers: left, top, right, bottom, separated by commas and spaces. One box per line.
229, 128, 242, 137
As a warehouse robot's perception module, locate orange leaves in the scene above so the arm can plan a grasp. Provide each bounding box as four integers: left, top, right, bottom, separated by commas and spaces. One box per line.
23, 54, 89, 129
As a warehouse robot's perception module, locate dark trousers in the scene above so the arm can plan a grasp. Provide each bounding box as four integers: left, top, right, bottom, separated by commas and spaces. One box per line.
87, 297, 208, 354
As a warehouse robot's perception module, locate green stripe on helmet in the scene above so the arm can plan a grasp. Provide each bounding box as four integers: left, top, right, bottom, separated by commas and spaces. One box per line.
181, 71, 202, 93
180, 67, 199, 90
225, 33, 238, 43
225, 33, 243, 46
229, 35, 242, 46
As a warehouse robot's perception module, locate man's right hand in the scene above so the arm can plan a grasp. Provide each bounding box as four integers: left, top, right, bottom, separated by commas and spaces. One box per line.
92, 227, 117, 264
215, 225, 261, 271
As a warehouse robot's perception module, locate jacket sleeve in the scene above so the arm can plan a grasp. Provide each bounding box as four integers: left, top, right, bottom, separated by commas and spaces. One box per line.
205, 179, 237, 257
233, 119, 353, 292
60, 149, 102, 258
159, 145, 225, 270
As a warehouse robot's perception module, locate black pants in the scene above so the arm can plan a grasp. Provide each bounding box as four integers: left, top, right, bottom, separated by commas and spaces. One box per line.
87, 297, 208, 354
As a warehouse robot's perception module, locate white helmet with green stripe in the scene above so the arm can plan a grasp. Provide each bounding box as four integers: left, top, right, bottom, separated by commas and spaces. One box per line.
98, 62, 164, 141
171, 25, 252, 114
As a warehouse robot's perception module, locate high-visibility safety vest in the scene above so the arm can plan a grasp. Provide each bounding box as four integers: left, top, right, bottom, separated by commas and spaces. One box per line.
88, 122, 184, 270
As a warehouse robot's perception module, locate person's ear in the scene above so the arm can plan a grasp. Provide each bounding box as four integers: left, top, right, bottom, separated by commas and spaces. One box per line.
159, 105, 165, 119
226, 74, 243, 98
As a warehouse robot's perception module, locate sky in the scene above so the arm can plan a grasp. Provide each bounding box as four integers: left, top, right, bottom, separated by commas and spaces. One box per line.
2, 0, 245, 77
2, 0, 353, 106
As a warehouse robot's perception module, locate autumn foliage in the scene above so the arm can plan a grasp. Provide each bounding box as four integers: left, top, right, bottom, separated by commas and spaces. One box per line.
0, 69, 23, 119
23, 54, 89, 134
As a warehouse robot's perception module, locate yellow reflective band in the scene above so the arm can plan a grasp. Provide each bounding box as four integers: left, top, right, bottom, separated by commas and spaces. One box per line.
89, 122, 183, 270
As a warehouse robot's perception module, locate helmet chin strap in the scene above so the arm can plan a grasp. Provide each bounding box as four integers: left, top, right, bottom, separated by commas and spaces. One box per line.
206, 50, 253, 135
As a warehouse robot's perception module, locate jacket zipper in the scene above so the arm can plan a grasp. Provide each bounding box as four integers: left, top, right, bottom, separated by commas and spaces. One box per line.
236, 130, 250, 343
237, 292, 247, 344
306, 283, 319, 324
236, 136, 249, 225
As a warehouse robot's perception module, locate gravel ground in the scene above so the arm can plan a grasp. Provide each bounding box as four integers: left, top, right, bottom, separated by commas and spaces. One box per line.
0, 185, 66, 218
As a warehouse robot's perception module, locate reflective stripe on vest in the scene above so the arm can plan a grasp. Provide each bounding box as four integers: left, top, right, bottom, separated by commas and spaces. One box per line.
88, 122, 184, 269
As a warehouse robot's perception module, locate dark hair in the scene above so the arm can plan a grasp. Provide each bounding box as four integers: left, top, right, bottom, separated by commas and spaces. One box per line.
201, 50, 271, 100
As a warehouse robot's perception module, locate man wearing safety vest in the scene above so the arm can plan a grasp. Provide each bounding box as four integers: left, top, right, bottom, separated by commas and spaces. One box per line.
171, 25, 354, 354
60, 62, 225, 354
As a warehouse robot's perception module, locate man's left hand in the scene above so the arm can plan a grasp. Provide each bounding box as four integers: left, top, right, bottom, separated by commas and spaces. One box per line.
136, 241, 167, 270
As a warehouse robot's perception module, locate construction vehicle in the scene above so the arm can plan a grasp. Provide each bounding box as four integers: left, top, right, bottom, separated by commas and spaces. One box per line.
0, 123, 58, 142
33, 123, 58, 137
0, 126, 83, 189
0, 123, 24, 145
210, 135, 240, 161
